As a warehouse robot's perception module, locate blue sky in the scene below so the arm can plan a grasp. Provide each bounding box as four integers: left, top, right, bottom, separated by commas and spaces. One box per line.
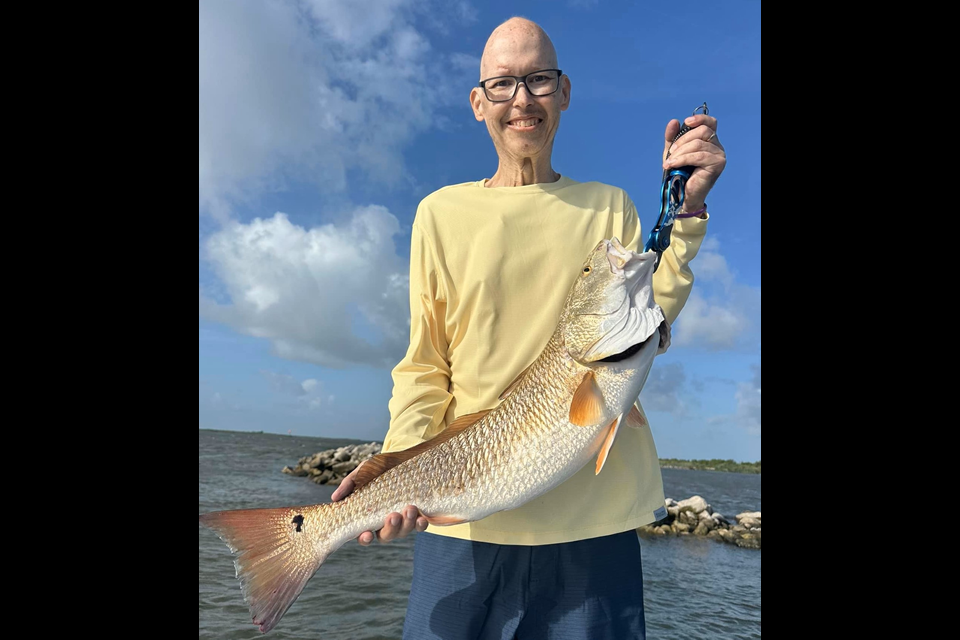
199, 0, 761, 462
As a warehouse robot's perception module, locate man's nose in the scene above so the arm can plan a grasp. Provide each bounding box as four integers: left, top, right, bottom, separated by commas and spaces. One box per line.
512, 82, 534, 106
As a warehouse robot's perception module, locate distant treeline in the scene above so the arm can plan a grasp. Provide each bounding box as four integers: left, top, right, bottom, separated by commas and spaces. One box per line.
659, 459, 761, 474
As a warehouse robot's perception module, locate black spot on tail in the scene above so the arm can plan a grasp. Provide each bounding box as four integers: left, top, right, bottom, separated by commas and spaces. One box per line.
292, 514, 304, 532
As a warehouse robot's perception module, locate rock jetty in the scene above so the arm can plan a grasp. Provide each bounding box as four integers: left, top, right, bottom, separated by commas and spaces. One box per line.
282, 442, 382, 486
636, 496, 761, 549
283, 445, 761, 549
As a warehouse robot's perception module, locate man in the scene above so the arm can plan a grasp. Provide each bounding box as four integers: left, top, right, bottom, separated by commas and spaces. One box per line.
332, 16, 725, 639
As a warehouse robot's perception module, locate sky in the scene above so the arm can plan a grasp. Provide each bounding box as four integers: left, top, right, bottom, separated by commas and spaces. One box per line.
199, 0, 761, 462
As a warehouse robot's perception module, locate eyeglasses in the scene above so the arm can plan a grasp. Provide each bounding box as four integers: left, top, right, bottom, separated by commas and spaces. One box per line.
478, 69, 563, 102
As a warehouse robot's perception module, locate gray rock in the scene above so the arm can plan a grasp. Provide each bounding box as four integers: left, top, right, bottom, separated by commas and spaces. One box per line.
676, 495, 709, 515
331, 460, 356, 475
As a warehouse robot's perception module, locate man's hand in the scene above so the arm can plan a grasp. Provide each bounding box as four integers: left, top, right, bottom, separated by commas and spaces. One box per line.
662, 114, 726, 213
331, 460, 429, 545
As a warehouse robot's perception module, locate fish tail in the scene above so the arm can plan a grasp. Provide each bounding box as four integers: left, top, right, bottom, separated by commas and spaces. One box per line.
199, 504, 334, 633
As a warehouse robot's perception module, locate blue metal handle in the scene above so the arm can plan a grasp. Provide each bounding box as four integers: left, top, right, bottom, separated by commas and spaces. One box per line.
644, 102, 708, 270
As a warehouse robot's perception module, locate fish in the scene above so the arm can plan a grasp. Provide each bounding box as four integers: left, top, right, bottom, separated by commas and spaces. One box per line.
198, 237, 671, 633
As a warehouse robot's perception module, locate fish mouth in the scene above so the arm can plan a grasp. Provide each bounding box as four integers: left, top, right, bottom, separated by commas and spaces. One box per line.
595, 338, 649, 363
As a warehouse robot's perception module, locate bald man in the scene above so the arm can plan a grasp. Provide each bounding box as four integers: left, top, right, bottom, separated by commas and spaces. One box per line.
333, 17, 726, 639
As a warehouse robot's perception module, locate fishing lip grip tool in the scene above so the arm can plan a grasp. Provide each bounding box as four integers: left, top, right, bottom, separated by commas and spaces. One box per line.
644, 102, 709, 271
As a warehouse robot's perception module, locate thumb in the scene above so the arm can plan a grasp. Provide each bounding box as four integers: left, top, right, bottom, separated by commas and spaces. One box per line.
663, 119, 680, 161
331, 460, 366, 502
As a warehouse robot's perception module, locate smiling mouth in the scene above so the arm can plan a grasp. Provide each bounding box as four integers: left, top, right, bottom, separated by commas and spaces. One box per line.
506, 118, 543, 130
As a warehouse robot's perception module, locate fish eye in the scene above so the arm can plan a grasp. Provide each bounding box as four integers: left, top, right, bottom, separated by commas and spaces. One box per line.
582, 266, 591, 274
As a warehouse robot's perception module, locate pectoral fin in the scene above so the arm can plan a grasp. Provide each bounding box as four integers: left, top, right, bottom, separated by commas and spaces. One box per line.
624, 404, 647, 429
570, 371, 604, 426
595, 415, 621, 475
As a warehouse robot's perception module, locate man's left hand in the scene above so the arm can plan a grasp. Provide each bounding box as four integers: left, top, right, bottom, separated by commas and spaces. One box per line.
662, 114, 726, 213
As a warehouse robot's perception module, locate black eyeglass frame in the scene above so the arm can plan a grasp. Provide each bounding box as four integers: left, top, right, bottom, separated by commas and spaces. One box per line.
477, 69, 564, 102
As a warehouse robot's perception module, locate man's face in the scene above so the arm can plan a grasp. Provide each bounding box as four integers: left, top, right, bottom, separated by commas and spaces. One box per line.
470, 32, 571, 162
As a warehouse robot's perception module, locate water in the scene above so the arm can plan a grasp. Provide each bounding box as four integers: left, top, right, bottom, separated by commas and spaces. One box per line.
199, 430, 761, 639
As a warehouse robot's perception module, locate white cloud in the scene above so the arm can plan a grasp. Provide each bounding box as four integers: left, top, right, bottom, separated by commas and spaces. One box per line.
262, 371, 328, 410
639, 362, 690, 416
672, 237, 760, 350
200, 206, 409, 368
199, 0, 476, 220
672, 293, 750, 349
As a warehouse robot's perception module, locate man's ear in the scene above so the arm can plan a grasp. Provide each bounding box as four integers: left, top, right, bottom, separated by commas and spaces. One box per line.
559, 75, 571, 112
470, 87, 485, 122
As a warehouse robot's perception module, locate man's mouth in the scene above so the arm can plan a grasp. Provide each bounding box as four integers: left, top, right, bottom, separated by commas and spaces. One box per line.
506, 117, 543, 131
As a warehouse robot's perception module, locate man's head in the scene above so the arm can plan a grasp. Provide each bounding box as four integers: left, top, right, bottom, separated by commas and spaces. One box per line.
469, 18, 571, 166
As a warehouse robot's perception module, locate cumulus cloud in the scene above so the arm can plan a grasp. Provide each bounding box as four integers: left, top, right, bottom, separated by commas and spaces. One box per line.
262, 371, 329, 410
200, 206, 409, 368
199, 0, 477, 220
639, 362, 690, 416
672, 237, 761, 350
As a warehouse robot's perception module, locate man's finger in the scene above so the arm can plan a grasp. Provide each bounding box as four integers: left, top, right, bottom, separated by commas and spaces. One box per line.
682, 114, 718, 132
331, 476, 354, 502
663, 119, 681, 161
331, 460, 366, 501
379, 512, 402, 542
399, 506, 419, 536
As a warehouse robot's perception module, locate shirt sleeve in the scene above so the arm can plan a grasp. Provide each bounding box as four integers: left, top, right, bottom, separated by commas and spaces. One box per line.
383, 220, 454, 453
622, 195, 708, 325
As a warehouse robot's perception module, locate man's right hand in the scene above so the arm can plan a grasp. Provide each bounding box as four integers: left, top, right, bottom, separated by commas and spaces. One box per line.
331, 460, 429, 545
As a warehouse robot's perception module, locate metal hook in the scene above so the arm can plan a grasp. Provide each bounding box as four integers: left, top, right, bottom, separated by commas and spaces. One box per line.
693, 102, 709, 116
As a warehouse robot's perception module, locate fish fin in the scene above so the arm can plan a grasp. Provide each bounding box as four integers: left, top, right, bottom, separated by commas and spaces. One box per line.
657, 321, 671, 355
595, 415, 621, 474
199, 505, 333, 634
624, 404, 648, 429
352, 410, 492, 493
499, 362, 533, 400
570, 370, 605, 426
423, 514, 469, 526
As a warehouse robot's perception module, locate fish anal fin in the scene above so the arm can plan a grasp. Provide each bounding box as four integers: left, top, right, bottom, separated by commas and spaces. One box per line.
499, 362, 534, 400
351, 410, 492, 493
423, 514, 469, 526
624, 404, 647, 429
595, 415, 621, 475
570, 371, 605, 426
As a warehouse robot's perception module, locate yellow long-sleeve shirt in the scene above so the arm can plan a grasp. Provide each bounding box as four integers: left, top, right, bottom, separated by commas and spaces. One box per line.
384, 175, 707, 545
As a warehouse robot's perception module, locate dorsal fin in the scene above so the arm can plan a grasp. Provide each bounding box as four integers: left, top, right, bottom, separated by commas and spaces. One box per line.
499, 362, 534, 400
351, 409, 491, 493
569, 370, 605, 426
